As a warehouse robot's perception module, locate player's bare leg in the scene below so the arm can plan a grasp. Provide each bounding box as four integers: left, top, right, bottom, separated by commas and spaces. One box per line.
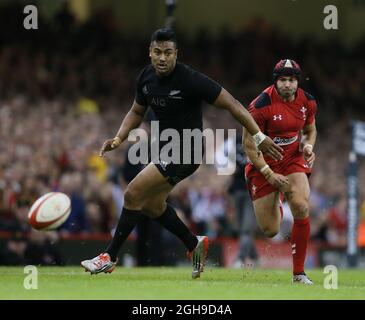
253, 191, 282, 238
122, 163, 174, 210
140, 183, 173, 218
284, 172, 313, 285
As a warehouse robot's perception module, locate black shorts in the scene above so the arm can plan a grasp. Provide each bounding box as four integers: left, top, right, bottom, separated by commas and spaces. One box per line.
153, 144, 203, 186
154, 161, 201, 186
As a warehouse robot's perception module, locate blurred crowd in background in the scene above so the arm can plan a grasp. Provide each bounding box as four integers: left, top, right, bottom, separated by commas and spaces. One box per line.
0, 2, 365, 266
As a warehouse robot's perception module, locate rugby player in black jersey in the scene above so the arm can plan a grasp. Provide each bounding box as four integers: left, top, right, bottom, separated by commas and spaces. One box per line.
81, 28, 282, 279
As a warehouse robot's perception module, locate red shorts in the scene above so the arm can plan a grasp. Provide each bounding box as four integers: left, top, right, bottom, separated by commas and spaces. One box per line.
244, 152, 311, 201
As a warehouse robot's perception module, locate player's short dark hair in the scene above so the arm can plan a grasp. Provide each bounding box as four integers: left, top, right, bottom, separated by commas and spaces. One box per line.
150, 28, 177, 47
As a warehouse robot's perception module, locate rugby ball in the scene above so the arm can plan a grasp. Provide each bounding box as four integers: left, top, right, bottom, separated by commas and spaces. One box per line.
28, 192, 71, 231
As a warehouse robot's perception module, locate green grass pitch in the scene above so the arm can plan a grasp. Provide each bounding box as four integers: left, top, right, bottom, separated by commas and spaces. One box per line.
0, 267, 364, 300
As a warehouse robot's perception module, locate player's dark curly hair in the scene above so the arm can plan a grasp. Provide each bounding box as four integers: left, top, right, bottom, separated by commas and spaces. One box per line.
151, 28, 177, 47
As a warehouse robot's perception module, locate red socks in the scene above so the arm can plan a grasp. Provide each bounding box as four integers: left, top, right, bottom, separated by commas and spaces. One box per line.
291, 216, 310, 275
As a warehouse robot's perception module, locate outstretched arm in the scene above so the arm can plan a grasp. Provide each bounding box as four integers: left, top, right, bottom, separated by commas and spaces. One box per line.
213, 88, 283, 161
99, 101, 147, 157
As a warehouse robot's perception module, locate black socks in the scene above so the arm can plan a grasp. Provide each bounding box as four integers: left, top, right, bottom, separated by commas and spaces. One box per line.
154, 204, 198, 252
105, 205, 198, 261
105, 208, 142, 261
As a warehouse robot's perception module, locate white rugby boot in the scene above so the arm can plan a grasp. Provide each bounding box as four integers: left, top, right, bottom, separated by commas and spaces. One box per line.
81, 253, 118, 275
292, 272, 314, 285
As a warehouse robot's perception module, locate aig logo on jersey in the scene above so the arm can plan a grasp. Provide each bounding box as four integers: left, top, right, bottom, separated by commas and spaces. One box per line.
273, 115, 282, 121
152, 97, 166, 107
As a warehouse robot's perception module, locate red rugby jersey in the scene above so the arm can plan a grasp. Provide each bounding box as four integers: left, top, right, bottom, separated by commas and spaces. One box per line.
247, 85, 317, 167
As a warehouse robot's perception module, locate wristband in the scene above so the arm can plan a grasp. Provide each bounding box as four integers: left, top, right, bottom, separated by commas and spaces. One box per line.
112, 136, 122, 147
252, 131, 266, 147
260, 164, 270, 173
260, 164, 274, 179
303, 144, 313, 153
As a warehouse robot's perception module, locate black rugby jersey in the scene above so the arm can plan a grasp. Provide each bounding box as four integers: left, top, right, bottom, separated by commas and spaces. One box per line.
135, 62, 222, 134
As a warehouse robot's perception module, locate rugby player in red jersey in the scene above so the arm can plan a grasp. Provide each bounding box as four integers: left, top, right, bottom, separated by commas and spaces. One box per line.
243, 59, 317, 284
